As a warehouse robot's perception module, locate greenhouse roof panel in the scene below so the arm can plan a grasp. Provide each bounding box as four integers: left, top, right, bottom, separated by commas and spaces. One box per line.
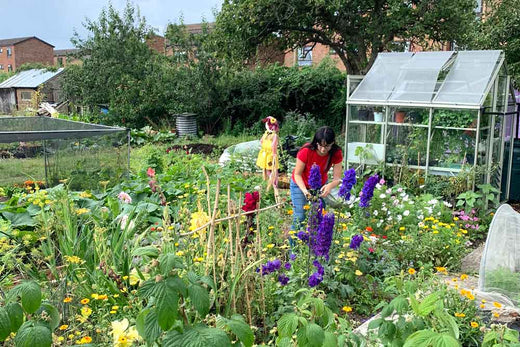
389, 51, 454, 103
349, 52, 413, 102
433, 50, 502, 106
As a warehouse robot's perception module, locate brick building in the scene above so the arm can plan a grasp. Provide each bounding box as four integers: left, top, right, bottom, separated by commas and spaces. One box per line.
0, 37, 54, 73
54, 49, 81, 67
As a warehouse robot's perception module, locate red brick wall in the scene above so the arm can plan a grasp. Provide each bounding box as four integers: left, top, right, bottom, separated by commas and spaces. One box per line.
147, 35, 166, 54
0, 45, 15, 73
53, 55, 82, 67
283, 43, 345, 71
14, 38, 54, 70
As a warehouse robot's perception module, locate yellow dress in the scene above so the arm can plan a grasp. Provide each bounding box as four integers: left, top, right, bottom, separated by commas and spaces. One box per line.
256, 131, 278, 170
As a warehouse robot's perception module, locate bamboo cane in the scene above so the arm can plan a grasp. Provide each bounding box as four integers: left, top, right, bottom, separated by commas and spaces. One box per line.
205, 179, 221, 281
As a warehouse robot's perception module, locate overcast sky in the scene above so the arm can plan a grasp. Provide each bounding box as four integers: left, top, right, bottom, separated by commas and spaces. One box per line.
0, 0, 223, 49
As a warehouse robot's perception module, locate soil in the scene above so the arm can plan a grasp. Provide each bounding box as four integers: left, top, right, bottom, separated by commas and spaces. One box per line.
166, 143, 222, 155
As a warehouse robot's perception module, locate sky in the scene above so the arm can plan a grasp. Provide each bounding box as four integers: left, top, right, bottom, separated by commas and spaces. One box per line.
0, 0, 223, 49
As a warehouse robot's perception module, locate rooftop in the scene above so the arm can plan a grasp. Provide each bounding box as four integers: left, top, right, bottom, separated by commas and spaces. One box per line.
0, 36, 54, 47
0, 68, 64, 89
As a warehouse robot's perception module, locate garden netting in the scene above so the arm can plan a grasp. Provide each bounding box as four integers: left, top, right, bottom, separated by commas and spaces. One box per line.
0, 116, 129, 190
478, 204, 520, 307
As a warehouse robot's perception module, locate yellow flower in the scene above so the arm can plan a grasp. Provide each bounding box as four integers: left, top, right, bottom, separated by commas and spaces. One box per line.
79, 336, 92, 344
176, 251, 185, 256
355, 270, 363, 276
342, 306, 353, 313
435, 267, 447, 273
408, 268, 416, 275
467, 293, 475, 300
91, 293, 99, 299
460, 274, 468, 280
112, 306, 119, 310
470, 322, 479, 328
399, 226, 406, 231
454, 312, 466, 318
303, 205, 310, 210
493, 302, 502, 308
453, 217, 459, 221
59, 324, 69, 330
79, 191, 92, 198
493, 312, 500, 318
111, 318, 141, 346
80, 298, 90, 305
97, 294, 108, 300
75, 208, 90, 215
266, 244, 274, 249
64, 255, 83, 264
480, 304, 485, 309
287, 210, 293, 215
81, 306, 92, 318
63, 297, 72, 303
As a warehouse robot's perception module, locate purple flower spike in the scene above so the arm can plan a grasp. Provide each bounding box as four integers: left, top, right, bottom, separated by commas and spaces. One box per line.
278, 274, 290, 286
284, 262, 291, 270
308, 164, 322, 191
313, 213, 335, 260
359, 174, 379, 208
338, 168, 357, 201
308, 272, 323, 287
289, 253, 297, 261
260, 259, 282, 275
349, 234, 364, 250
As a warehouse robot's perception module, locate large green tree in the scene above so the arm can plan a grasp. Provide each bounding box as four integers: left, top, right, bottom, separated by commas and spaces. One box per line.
215, 0, 479, 73
472, 0, 520, 85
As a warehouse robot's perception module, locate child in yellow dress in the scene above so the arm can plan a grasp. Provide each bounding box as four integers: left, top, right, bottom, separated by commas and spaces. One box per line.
256, 116, 279, 189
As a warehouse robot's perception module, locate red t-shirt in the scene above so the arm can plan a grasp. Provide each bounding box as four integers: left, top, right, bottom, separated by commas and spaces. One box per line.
291, 145, 343, 188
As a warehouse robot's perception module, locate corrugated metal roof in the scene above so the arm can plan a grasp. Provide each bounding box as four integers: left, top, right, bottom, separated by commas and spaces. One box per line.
0, 68, 64, 89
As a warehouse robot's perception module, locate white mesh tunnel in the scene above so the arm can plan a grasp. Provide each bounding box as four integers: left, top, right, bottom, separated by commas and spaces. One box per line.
478, 204, 520, 306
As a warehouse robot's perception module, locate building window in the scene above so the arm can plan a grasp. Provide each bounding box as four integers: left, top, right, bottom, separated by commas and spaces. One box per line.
57, 57, 64, 66
297, 46, 313, 66
21, 91, 32, 101
6, 48, 11, 57
7, 64, 12, 72
0, 65, 3, 70
0, 48, 3, 53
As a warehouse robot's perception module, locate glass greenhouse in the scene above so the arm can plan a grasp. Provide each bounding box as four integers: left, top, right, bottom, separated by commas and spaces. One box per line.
345, 50, 518, 199
0, 116, 129, 191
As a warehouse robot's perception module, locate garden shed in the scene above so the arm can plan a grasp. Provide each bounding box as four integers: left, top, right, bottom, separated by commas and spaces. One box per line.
0, 116, 129, 190
345, 50, 518, 200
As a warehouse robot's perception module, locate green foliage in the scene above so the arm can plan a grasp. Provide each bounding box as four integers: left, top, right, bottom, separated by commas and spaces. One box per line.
0, 280, 55, 346
16, 63, 59, 73
215, 0, 477, 73
482, 324, 520, 346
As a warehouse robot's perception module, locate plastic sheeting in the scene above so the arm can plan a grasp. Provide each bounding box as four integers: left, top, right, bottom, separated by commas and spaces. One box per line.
478, 204, 520, 306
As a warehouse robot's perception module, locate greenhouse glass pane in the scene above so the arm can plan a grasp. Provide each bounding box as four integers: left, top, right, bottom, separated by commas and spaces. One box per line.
389, 51, 454, 102
434, 50, 502, 106
349, 52, 413, 102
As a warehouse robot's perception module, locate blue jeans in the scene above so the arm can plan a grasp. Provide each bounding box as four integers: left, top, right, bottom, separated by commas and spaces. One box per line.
290, 180, 307, 231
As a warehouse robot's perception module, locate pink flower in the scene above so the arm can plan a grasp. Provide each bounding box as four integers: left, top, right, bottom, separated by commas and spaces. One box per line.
147, 167, 156, 178
368, 247, 375, 253
117, 191, 132, 204
379, 178, 386, 185
149, 180, 157, 192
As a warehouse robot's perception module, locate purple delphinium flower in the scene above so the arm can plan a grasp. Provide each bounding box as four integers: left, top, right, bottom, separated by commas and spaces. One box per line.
307, 200, 323, 251
278, 274, 290, 286
297, 231, 309, 242
338, 168, 357, 201
284, 262, 291, 270
313, 213, 335, 260
289, 253, 297, 261
308, 260, 324, 287
260, 259, 282, 275
359, 174, 379, 208
308, 164, 322, 192
349, 234, 364, 250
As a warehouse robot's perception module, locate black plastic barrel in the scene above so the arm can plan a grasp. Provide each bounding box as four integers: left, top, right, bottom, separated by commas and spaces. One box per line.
175, 113, 197, 137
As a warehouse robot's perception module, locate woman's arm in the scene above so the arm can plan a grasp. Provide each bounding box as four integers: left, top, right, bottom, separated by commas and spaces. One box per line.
320, 162, 343, 198
293, 158, 310, 199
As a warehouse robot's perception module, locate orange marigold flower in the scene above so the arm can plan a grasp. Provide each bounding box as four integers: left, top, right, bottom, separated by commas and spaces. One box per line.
366, 226, 373, 232
408, 268, 416, 275
80, 298, 90, 305
80, 336, 92, 344
63, 297, 72, 303
470, 322, 479, 328
59, 324, 68, 330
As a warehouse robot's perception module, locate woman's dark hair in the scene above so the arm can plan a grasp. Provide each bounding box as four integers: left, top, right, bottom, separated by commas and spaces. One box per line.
303, 126, 341, 169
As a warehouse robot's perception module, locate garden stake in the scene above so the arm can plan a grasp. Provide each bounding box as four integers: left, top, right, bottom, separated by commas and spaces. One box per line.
255, 193, 267, 330
227, 185, 237, 312
205, 178, 220, 285
201, 166, 212, 215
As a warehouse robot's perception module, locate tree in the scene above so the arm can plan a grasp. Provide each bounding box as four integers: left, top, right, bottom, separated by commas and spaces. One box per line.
62, 1, 162, 126
472, 0, 520, 85
214, 0, 479, 74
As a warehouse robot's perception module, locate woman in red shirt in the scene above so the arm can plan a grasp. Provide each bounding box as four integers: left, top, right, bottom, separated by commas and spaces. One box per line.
290, 126, 343, 231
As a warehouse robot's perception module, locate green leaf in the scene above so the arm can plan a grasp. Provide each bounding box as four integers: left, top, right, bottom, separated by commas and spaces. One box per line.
368, 318, 383, 330
391, 296, 409, 315
5, 303, 23, 333
504, 328, 520, 342
277, 313, 299, 337
1, 212, 35, 227
14, 321, 52, 347
434, 310, 459, 340
166, 276, 188, 297
160, 253, 185, 275
136, 308, 162, 344
0, 306, 12, 341
379, 321, 397, 340
132, 246, 159, 258
418, 292, 441, 317
216, 315, 254, 347
404, 330, 437, 347
410, 296, 420, 315
188, 284, 210, 317
35, 302, 60, 330
431, 333, 461, 347
305, 323, 325, 347
157, 291, 179, 331
163, 324, 231, 346
18, 281, 42, 314
276, 336, 293, 347
381, 303, 395, 318
323, 331, 337, 347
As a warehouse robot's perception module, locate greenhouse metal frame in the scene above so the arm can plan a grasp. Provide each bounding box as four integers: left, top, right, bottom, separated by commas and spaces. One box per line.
0, 116, 130, 190
345, 50, 518, 200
